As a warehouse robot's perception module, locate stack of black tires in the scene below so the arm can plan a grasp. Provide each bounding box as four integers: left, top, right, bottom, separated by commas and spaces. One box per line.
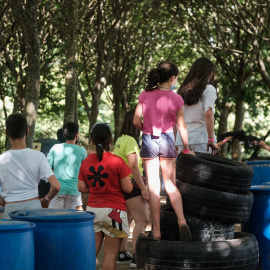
136, 152, 259, 269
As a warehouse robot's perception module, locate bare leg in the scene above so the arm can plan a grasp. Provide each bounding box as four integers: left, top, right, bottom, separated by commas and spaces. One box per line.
160, 158, 186, 226
95, 231, 104, 256
102, 234, 123, 270
119, 237, 128, 253
126, 195, 149, 253
144, 158, 161, 238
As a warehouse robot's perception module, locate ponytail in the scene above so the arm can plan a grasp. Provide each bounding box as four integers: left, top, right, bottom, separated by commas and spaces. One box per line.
145, 68, 161, 91
145, 61, 179, 92
95, 143, 110, 162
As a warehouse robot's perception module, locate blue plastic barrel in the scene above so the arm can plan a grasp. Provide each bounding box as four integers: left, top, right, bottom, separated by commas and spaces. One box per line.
10, 209, 96, 270
0, 219, 35, 270
0, 187, 4, 213
243, 185, 270, 270
246, 160, 270, 185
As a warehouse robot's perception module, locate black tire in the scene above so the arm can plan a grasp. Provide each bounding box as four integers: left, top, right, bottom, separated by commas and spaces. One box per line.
167, 180, 254, 223
136, 232, 259, 270
176, 152, 253, 194
160, 206, 235, 242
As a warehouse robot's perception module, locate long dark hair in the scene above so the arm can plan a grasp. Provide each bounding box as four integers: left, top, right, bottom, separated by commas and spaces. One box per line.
119, 110, 140, 139
90, 123, 112, 162
177, 57, 215, 106
145, 61, 179, 91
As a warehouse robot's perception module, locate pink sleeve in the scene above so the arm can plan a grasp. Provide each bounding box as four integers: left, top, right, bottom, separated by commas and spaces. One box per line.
177, 94, 184, 111
138, 91, 145, 104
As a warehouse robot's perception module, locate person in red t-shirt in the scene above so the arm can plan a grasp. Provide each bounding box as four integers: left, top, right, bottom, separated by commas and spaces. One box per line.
78, 123, 132, 270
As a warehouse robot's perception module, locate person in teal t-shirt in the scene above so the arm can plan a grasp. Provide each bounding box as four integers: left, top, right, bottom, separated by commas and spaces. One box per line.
47, 122, 87, 209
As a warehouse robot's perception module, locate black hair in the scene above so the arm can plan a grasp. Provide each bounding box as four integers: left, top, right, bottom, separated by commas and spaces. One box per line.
57, 128, 66, 143
145, 61, 179, 91
6, 113, 28, 140
90, 123, 112, 162
63, 122, 79, 141
177, 57, 215, 106
119, 109, 140, 139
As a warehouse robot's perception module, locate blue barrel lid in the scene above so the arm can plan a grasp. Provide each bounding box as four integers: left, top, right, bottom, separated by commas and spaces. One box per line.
250, 184, 270, 194
0, 219, 35, 230
246, 160, 270, 167
9, 209, 95, 222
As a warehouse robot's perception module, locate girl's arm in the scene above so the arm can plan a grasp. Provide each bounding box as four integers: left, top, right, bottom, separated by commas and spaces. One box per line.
78, 179, 90, 193
205, 108, 220, 154
176, 107, 194, 155
205, 108, 215, 140
259, 140, 270, 152
216, 136, 233, 148
127, 153, 149, 202
133, 102, 143, 131
120, 176, 133, 194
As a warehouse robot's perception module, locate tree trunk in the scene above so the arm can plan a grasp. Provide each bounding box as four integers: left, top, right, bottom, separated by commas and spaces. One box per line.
63, 0, 79, 123
254, 40, 270, 90
217, 105, 230, 157
3, 49, 26, 113
89, 90, 102, 137
113, 84, 123, 142
232, 77, 244, 161
11, 0, 40, 148
12, 78, 25, 114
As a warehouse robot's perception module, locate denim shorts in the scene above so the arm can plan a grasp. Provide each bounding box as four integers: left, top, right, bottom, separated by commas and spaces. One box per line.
140, 133, 177, 159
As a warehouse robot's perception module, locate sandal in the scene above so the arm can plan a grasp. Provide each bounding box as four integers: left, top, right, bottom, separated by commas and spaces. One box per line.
141, 231, 161, 241
179, 224, 192, 241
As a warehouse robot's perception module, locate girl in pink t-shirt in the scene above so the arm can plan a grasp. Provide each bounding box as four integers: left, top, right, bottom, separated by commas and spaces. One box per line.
133, 61, 195, 241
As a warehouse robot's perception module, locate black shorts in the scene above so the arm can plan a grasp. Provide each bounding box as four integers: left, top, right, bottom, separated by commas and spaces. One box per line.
124, 187, 142, 200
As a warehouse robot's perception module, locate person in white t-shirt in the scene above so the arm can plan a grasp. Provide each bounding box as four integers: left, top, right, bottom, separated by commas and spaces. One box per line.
0, 113, 60, 219
175, 57, 220, 155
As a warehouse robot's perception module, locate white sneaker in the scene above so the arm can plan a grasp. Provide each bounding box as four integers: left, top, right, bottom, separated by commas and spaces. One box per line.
130, 254, 137, 268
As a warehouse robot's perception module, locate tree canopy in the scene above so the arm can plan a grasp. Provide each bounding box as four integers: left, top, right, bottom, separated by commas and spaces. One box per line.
0, 0, 270, 160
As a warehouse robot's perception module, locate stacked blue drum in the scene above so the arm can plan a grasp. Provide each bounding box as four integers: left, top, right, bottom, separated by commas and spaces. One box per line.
0, 220, 35, 270
244, 160, 270, 270
10, 209, 96, 270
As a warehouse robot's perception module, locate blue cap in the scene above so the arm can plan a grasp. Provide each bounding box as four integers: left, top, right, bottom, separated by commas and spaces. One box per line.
9, 209, 95, 223
250, 185, 270, 194
0, 219, 35, 230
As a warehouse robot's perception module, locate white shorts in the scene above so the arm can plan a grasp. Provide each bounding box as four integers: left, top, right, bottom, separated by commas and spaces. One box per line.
76, 194, 83, 207
49, 194, 80, 210
86, 206, 130, 238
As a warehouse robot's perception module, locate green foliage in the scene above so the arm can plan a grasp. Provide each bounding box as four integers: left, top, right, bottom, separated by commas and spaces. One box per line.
1, 0, 270, 160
